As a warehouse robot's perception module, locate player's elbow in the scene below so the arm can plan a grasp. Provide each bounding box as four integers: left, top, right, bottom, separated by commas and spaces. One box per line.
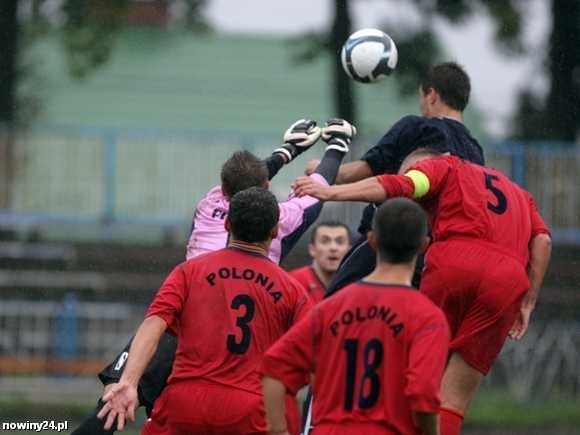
531, 233, 552, 256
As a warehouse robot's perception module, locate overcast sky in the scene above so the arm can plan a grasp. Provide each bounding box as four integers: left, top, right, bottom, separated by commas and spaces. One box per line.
205, 0, 550, 138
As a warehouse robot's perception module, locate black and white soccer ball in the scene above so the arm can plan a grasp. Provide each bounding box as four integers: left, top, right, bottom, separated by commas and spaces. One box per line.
341, 28, 398, 83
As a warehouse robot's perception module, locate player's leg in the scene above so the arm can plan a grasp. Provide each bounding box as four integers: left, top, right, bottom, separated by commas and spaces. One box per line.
438, 352, 483, 435
71, 332, 176, 434
70, 397, 116, 435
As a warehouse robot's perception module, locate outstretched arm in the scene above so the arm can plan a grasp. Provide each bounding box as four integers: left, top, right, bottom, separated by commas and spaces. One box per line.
266, 119, 322, 180
293, 175, 387, 203
335, 160, 374, 184
98, 316, 167, 430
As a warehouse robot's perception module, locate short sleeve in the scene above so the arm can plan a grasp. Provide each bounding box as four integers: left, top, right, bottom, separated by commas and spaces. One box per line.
405, 156, 454, 198
261, 310, 320, 395
525, 191, 551, 237
361, 116, 423, 175
405, 307, 450, 413
146, 264, 188, 328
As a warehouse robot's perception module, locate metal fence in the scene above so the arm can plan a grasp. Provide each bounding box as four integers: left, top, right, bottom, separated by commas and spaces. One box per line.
0, 297, 578, 399
1, 127, 579, 243
0, 296, 143, 375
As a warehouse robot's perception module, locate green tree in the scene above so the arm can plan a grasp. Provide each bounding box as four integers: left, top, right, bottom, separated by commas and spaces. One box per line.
0, 0, 209, 128
312, 0, 578, 142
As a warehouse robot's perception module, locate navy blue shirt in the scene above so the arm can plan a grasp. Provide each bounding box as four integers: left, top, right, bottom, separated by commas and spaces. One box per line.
357, 115, 484, 234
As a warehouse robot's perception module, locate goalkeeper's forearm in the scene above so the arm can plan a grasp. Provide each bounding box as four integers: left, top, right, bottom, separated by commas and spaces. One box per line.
324, 177, 387, 203
264, 154, 287, 180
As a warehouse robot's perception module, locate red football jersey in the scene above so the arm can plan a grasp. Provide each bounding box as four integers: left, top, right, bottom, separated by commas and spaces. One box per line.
377, 155, 550, 265
147, 245, 313, 396
261, 281, 450, 434
289, 266, 326, 303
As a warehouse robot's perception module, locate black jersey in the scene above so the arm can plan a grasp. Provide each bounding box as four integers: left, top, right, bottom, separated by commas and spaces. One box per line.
357, 115, 484, 234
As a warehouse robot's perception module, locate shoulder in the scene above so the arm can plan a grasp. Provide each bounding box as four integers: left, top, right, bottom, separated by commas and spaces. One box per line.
289, 266, 310, 278
409, 292, 447, 324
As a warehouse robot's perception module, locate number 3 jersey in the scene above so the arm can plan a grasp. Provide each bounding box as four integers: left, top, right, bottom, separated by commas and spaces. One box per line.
377, 155, 550, 266
261, 282, 450, 434
146, 244, 313, 396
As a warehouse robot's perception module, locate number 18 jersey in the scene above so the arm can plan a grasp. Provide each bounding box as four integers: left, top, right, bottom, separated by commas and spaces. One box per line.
261, 282, 450, 434
146, 244, 313, 396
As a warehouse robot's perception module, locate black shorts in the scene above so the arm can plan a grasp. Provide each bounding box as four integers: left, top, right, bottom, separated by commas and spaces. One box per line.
98, 331, 177, 412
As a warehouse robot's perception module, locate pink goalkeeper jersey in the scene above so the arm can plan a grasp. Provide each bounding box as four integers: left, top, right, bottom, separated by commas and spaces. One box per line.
186, 173, 328, 264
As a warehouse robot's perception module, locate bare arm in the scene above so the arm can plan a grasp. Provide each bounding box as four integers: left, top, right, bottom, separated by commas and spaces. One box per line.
98, 316, 167, 430
525, 233, 552, 307
335, 160, 374, 184
412, 412, 439, 435
263, 376, 290, 435
293, 176, 387, 203
509, 233, 552, 340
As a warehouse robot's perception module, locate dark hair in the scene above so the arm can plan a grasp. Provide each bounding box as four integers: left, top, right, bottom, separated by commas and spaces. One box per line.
372, 198, 427, 263
221, 151, 269, 198
228, 187, 279, 243
420, 62, 470, 112
310, 221, 351, 244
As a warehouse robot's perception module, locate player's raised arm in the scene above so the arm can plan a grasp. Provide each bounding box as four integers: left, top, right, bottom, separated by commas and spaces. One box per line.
294, 175, 388, 203
265, 119, 322, 179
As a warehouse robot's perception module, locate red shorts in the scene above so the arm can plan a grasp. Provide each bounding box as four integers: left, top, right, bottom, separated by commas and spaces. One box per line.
313, 422, 399, 435
141, 380, 300, 435
420, 239, 529, 374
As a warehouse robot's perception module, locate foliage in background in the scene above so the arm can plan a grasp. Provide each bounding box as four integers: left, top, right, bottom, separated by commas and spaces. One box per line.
295, 0, 579, 142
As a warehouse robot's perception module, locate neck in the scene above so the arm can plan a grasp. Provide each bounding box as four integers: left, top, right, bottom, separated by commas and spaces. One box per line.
228, 239, 270, 257
311, 262, 333, 288
363, 259, 415, 287
433, 107, 463, 123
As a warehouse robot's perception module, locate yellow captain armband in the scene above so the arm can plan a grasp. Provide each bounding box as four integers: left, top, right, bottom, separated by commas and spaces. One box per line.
404, 169, 430, 199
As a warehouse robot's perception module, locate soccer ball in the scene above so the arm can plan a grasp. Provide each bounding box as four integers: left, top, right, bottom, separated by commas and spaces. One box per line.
341, 28, 398, 83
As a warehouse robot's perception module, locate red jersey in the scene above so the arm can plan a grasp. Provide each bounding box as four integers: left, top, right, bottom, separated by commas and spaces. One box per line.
147, 245, 313, 396
261, 281, 450, 434
377, 155, 550, 265
289, 266, 326, 303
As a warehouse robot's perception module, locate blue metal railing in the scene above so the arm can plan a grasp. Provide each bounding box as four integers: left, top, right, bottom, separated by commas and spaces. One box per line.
2, 126, 579, 243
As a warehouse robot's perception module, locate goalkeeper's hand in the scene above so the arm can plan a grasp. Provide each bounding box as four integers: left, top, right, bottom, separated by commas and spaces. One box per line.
321, 118, 357, 153
273, 119, 321, 163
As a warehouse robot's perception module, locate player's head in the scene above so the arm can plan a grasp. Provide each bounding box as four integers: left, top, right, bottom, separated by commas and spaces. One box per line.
399, 148, 443, 174
308, 221, 351, 274
226, 187, 279, 244
419, 62, 470, 116
368, 198, 428, 264
221, 151, 269, 198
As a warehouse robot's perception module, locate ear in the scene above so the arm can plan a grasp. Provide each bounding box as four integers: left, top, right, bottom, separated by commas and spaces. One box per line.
308, 242, 316, 258
264, 180, 270, 190
270, 223, 279, 240
224, 218, 231, 233
366, 231, 378, 252
426, 87, 439, 105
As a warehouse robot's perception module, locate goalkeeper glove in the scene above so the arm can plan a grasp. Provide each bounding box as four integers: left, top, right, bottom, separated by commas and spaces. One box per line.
273, 119, 321, 163
321, 118, 357, 153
